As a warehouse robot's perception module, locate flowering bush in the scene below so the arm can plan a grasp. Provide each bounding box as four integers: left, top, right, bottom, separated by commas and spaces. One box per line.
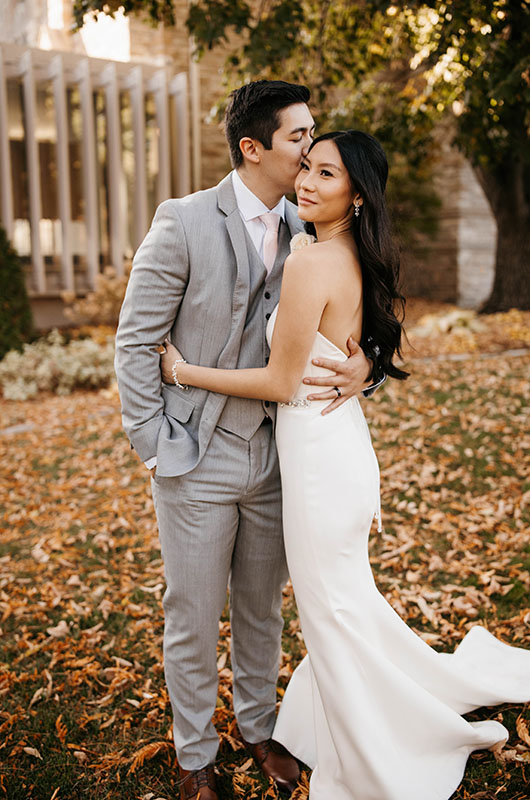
0, 331, 115, 400
410, 309, 486, 337
61, 264, 131, 326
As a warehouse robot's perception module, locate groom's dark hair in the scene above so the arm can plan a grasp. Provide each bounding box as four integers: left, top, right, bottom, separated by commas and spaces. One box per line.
224, 80, 311, 168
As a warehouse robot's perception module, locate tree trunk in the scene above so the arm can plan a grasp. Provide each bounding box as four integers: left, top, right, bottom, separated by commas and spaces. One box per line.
475, 161, 530, 313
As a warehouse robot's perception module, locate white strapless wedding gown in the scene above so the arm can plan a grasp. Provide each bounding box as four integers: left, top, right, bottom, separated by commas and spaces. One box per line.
266, 306, 530, 800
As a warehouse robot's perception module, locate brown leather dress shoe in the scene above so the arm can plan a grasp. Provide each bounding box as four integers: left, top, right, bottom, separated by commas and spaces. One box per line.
178, 764, 218, 800
245, 738, 300, 796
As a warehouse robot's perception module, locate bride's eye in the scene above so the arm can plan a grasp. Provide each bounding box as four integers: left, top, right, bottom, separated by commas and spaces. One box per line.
300, 162, 309, 170
321, 169, 333, 177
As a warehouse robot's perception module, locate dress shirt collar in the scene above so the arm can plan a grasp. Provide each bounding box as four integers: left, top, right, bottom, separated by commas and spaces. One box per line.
232, 170, 286, 222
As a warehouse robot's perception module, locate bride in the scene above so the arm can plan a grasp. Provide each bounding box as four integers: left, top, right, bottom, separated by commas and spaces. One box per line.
161, 130, 530, 800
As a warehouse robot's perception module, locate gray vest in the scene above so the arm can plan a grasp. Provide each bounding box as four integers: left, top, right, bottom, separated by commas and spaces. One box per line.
216, 219, 290, 439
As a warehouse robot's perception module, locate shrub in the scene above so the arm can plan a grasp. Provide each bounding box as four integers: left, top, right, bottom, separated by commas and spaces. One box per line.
0, 331, 115, 400
0, 227, 34, 360
62, 263, 131, 326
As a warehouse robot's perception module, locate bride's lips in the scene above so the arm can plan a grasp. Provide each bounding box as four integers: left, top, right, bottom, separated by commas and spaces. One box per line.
298, 196, 317, 206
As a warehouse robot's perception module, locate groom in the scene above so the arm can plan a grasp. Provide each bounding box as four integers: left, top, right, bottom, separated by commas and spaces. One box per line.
115, 80, 377, 799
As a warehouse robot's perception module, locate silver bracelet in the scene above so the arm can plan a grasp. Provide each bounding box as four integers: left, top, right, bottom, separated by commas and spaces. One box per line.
171, 358, 189, 390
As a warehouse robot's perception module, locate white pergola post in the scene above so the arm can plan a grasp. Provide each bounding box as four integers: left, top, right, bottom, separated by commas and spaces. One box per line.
101, 62, 124, 275
0, 47, 14, 240
50, 54, 74, 292
128, 65, 148, 249
76, 58, 99, 290
20, 50, 45, 294
152, 68, 171, 204
188, 42, 201, 191
169, 72, 190, 198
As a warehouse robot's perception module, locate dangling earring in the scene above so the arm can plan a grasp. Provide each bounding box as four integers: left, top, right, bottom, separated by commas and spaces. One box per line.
354, 200, 361, 218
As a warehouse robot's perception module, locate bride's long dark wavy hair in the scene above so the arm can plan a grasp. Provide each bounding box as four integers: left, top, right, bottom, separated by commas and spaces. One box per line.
305, 130, 408, 381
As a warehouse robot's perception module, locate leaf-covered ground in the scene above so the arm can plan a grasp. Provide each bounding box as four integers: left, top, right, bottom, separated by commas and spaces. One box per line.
1, 310, 529, 800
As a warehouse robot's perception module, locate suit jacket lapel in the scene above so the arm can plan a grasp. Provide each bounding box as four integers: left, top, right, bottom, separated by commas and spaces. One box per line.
216, 174, 251, 367
285, 199, 304, 240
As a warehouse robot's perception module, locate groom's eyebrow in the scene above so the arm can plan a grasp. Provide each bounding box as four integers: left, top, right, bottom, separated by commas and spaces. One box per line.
290, 124, 316, 135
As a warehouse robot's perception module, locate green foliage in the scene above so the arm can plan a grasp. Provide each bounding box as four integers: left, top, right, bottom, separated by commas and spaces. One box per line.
225, 0, 306, 72
187, 0, 251, 56
72, 0, 178, 29
0, 227, 34, 362
381, 0, 530, 174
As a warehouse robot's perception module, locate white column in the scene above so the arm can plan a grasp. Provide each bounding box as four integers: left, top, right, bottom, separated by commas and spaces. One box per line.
127, 65, 148, 248
152, 68, 171, 204
0, 47, 14, 239
102, 62, 124, 275
50, 54, 74, 292
20, 50, 45, 294
169, 72, 190, 198
76, 58, 99, 290
188, 41, 201, 191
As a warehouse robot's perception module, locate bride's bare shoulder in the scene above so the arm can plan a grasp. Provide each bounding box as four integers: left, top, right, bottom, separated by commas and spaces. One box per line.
283, 240, 359, 303
286, 239, 355, 270
284, 241, 327, 279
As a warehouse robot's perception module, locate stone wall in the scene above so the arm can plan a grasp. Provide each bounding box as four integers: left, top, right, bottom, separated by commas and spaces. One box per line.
401, 145, 461, 303
401, 146, 496, 307
196, 47, 232, 188
456, 158, 496, 308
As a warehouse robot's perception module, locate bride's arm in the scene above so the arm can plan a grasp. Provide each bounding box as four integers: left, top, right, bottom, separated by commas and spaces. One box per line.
164, 251, 328, 404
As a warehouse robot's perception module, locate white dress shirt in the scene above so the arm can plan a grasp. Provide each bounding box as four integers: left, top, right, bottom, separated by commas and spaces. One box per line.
145, 173, 286, 471
231, 169, 286, 259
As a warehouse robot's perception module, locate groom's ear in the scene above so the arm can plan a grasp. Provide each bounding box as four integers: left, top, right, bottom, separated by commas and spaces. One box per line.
239, 137, 261, 164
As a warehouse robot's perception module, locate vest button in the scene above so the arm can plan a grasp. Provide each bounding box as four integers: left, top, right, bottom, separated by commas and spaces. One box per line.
264, 291, 271, 299
265, 313, 271, 320
264, 401, 270, 408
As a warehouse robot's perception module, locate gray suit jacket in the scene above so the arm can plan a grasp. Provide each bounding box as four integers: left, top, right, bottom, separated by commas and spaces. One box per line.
115, 173, 303, 477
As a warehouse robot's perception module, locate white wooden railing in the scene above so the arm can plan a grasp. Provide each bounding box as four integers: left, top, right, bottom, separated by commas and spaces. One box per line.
0, 42, 190, 296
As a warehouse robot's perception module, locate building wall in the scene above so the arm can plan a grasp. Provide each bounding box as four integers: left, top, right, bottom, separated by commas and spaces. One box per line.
456, 158, 496, 308
401, 145, 461, 303
401, 146, 496, 307
0, 0, 47, 46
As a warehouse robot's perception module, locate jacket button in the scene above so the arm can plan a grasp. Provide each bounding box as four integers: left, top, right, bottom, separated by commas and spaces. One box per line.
265, 312, 271, 320
264, 401, 270, 408
264, 291, 271, 299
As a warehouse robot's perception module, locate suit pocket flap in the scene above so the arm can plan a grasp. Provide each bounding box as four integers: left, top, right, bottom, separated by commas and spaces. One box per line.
162, 385, 195, 423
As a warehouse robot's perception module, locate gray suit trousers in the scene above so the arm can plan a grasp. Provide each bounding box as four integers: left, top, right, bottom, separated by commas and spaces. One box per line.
151, 422, 288, 770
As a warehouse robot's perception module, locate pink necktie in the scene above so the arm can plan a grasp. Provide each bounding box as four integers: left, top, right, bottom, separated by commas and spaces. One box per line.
259, 212, 281, 274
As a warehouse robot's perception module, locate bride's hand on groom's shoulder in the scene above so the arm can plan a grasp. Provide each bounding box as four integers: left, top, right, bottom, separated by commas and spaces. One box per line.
159, 339, 184, 385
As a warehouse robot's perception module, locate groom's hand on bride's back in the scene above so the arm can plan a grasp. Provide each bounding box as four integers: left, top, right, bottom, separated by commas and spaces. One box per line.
303, 338, 373, 414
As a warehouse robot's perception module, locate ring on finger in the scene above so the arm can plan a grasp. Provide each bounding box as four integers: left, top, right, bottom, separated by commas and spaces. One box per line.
333, 386, 341, 398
